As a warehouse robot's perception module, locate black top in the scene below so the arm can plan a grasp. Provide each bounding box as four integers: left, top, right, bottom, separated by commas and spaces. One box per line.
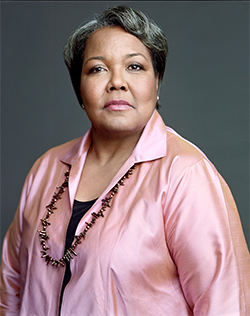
59, 198, 97, 315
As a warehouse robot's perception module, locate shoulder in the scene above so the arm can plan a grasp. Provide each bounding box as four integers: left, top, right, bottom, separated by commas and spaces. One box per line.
143, 111, 219, 182
40, 136, 83, 161
161, 126, 219, 185
166, 126, 212, 161
165, 126, 209, 164
23, 136, 85, 188
34, 136, 83, 168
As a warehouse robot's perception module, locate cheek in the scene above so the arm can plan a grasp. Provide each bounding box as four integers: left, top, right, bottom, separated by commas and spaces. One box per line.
134, 78, 157, 103
81, 77, 107, 107
80, 81, 97, 105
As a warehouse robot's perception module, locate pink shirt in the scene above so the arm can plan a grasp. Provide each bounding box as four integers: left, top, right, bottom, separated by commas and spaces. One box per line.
1, 110, 250, 316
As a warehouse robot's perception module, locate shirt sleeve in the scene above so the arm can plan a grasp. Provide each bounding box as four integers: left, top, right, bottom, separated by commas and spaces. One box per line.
0, 164, 37, 315
164, 159, 250, 316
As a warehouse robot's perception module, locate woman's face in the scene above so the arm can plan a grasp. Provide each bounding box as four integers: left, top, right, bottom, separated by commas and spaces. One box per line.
80, 26, 159, 139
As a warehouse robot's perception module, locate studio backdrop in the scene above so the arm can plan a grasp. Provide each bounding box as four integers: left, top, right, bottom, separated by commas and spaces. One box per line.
1, 1, 249, 251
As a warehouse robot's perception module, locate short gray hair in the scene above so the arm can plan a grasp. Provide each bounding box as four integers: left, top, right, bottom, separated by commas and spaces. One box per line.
63, 5, 168, 108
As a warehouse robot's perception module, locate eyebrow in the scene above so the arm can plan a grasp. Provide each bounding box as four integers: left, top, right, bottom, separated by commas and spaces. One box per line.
83, 56, 105, 66
125, 53, 148, 61
84, 53, 148, 66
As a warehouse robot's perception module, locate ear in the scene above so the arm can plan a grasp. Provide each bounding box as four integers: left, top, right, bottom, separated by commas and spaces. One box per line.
156, 75, 159, 92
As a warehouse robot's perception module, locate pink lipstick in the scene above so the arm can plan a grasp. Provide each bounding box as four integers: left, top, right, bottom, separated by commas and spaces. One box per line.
104, 100, 132, 110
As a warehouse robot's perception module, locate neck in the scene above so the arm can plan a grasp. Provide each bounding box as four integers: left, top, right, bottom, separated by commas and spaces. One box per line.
89, 128, 142, 167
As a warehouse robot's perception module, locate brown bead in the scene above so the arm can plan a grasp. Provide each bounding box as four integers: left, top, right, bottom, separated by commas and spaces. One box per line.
38, 165, 136, 268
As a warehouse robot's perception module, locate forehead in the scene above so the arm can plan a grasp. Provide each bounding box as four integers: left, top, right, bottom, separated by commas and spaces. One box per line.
83, 26, 151, 60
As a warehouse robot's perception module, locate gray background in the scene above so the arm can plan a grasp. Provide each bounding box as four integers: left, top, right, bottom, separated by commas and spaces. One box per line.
1, 1, 249, 252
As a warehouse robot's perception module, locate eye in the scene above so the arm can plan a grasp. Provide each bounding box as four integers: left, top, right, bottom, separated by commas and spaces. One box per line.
88, 66, 105, 74
127, 63, 144, 71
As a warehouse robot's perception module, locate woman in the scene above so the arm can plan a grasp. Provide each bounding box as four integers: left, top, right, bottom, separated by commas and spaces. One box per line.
1, 5, 249, 316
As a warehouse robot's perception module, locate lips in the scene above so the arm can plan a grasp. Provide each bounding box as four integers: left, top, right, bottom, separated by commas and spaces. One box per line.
104, 99, 132, 110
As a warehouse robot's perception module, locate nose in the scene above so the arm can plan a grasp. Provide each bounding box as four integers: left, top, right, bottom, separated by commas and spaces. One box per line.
107, 68, 128, 92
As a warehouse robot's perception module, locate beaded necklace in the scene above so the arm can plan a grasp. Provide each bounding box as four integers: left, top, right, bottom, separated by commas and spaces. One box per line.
37, 164, 136, 268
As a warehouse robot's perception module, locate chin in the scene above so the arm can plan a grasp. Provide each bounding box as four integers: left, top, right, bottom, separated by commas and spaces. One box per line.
104, 123, 143, 138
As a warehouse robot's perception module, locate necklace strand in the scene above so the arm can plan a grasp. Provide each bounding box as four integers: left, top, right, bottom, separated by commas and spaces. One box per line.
38, 165, 136, 268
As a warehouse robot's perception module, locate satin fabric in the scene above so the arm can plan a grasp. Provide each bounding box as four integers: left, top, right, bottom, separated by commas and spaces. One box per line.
1, 110, 249, 316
